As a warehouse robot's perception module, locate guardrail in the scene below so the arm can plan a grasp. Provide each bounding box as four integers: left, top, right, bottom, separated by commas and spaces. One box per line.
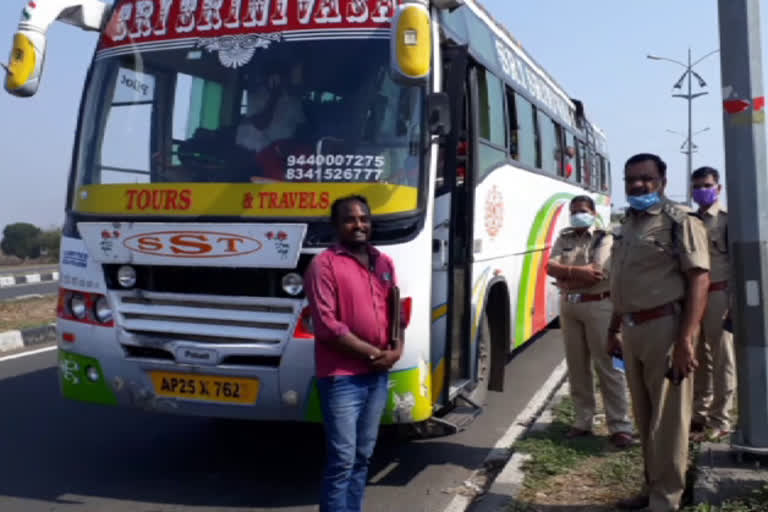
0, 271, 59, 288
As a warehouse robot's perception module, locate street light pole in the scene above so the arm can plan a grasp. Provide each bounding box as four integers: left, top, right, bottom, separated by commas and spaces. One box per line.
687, 48, 693, 199
718, 0, 768, 454
666, 127, 710, 154
648, 49, 718, 205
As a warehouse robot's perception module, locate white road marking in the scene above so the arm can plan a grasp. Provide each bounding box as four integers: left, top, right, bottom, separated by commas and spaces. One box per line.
441, 359, 568, 512
0, 345, 57, 363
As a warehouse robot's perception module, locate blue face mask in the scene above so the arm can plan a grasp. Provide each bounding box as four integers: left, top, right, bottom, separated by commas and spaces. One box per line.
570, 212, 595, 228
628, 192, 661, 211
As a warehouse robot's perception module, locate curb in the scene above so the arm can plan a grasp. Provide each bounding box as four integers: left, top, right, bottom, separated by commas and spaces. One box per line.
0, 324, 56, 353
468, 382, 571, 512
0, 271, 59, 288
441, 360, 568, 512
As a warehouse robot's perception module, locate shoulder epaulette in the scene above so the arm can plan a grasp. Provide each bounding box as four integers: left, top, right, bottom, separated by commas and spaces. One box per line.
591, 229, 608, 250
662, 202, 688, 224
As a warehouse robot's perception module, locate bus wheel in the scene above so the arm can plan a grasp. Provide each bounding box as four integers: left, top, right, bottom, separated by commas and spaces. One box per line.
465, 310, 491, 407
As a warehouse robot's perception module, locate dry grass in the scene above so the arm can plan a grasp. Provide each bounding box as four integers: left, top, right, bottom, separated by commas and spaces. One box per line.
0, 295, 57, 331
510, 391, 643, 512
507, 381, 754, 512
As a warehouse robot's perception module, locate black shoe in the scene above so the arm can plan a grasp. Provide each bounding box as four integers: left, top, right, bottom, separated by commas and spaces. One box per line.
690, 421, 706, 434
616, 494, 650, 510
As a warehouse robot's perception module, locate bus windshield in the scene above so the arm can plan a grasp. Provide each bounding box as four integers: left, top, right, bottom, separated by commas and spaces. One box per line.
72, 38, 424, 215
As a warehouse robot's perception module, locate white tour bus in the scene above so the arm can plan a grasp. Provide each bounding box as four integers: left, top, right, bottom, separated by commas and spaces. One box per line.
4, 0, 611, 429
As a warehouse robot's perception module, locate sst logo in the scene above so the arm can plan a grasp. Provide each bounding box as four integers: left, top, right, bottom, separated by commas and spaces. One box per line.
123, 231, 263, 258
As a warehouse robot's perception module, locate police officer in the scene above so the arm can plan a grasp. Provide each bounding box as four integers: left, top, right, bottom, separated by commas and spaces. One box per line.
607, 154, 710, 511
547, 195, 633, 448
690, 166, 735, 442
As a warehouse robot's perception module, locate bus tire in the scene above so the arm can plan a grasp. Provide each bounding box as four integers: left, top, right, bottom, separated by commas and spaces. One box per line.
466, 310, 490, 407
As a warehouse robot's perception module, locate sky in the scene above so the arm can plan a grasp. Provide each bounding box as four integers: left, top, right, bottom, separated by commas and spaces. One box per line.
0, 0, 753, 231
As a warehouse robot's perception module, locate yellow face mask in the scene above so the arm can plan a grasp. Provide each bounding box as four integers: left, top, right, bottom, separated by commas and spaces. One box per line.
5, 32, 36, 91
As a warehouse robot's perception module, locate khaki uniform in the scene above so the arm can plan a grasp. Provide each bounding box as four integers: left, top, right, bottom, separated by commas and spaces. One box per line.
611, 199, 710, 512
692, 201, 736, 431
551, 227, 632, 435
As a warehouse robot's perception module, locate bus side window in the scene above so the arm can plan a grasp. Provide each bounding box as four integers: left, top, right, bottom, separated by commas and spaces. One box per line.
536, 111, 558, 175
476, 68, 507, 180
575, 140, 586, 184
514, 92, 537, 168
506, 88, 519, 160
533, 107, 542, 169
564, 130, 576, 180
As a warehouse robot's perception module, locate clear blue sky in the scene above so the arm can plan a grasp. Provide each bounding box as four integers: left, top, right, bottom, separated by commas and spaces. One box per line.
0, 0, 755, 231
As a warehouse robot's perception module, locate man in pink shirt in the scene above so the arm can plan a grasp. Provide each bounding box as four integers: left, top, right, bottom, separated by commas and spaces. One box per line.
305, 195, 403, 512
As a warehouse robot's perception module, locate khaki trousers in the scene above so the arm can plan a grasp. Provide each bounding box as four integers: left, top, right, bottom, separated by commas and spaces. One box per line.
623, 312, 692, 512
692, 289, 736, 431
560, 298, 632, 434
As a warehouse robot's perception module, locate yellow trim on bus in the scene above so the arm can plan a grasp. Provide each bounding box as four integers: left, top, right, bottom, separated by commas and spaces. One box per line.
74, 183, 418, 217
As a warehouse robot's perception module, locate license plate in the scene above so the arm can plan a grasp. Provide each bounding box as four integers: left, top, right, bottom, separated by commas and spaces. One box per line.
150, 372, 259, 404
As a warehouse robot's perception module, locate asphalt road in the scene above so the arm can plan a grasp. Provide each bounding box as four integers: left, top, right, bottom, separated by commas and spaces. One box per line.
0, 331, 565, 512
0, 281, 58, 301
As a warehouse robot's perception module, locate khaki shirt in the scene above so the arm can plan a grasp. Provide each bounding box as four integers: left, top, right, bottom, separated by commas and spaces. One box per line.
610, 198, 710, 314
699, 200, 729, 283
550, 226, 611, 294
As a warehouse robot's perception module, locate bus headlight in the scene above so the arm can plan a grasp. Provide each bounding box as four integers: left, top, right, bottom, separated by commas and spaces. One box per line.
117, 265, 137, 288
282, 273, 304, 296
69, 293, 87, 320
94, 296, 113, 324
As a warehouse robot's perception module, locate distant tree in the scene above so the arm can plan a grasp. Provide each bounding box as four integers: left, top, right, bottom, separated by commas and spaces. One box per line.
38, 229, 62, 259
1, 223, 42, 259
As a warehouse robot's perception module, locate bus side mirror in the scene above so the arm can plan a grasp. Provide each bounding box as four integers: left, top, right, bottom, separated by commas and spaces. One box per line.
390, 0, 432, 86
4, 31, 46, 97
4, 0, 109, 97
427, 92, 451, 136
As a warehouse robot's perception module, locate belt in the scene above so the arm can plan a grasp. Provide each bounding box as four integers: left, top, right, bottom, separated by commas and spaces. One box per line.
564, 291, 610, 304
623, 302, 679, 327
709, 280, 728, 292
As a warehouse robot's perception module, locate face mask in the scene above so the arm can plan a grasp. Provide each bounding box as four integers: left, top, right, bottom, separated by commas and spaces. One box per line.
693, 187, 719, 207
627, 192, 661, 211
570, 212, 595, 228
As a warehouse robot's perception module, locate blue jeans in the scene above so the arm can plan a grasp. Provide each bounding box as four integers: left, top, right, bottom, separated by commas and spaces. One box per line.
317, 372, 389, 512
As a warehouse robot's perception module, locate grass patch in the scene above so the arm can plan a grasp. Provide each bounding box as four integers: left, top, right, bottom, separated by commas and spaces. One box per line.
512, 392, 644, 510
682, 484, 768, 511
0, 295, 57, 331
507, 381, 752, 511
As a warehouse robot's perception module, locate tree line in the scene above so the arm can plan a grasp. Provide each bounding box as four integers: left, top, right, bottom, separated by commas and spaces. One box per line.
1, 223, 62, 260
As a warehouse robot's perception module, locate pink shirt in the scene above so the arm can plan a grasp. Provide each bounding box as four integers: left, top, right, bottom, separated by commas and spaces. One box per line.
304, 244, 397, 377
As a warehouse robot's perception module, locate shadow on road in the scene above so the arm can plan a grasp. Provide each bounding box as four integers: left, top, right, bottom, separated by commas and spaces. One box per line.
0, 367, 492, 509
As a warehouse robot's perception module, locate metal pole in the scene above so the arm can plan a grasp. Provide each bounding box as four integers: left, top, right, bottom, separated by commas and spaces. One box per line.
717, 0, 768, 453
686, 48, 693, 206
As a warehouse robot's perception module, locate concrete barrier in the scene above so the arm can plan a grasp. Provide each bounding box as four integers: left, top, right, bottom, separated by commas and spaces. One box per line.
0, 271, 58, 288
0, 324, 56, 354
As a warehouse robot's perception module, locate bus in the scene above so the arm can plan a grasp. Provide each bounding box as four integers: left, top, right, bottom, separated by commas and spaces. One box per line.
4, 0, 611, 429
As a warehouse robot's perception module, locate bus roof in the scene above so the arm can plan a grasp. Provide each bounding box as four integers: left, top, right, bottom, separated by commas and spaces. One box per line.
465, 0, 574, 109
450, 0, 608, 141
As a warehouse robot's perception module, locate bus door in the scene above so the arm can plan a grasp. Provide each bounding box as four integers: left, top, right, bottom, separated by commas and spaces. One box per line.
431, 44, 473, 407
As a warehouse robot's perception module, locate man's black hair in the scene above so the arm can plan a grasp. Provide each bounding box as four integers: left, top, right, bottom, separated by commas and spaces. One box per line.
570, 195, 595, 212
330, 195, 371, 224
692, 166, 720, 183
624, 153, 667, 179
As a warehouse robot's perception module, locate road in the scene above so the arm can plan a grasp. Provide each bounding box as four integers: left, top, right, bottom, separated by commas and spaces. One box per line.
0, 281, 58, 300
0, 332, 565, 512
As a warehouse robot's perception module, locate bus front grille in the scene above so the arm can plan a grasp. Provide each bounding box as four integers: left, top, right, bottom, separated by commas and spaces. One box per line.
113, 292, 300, 345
